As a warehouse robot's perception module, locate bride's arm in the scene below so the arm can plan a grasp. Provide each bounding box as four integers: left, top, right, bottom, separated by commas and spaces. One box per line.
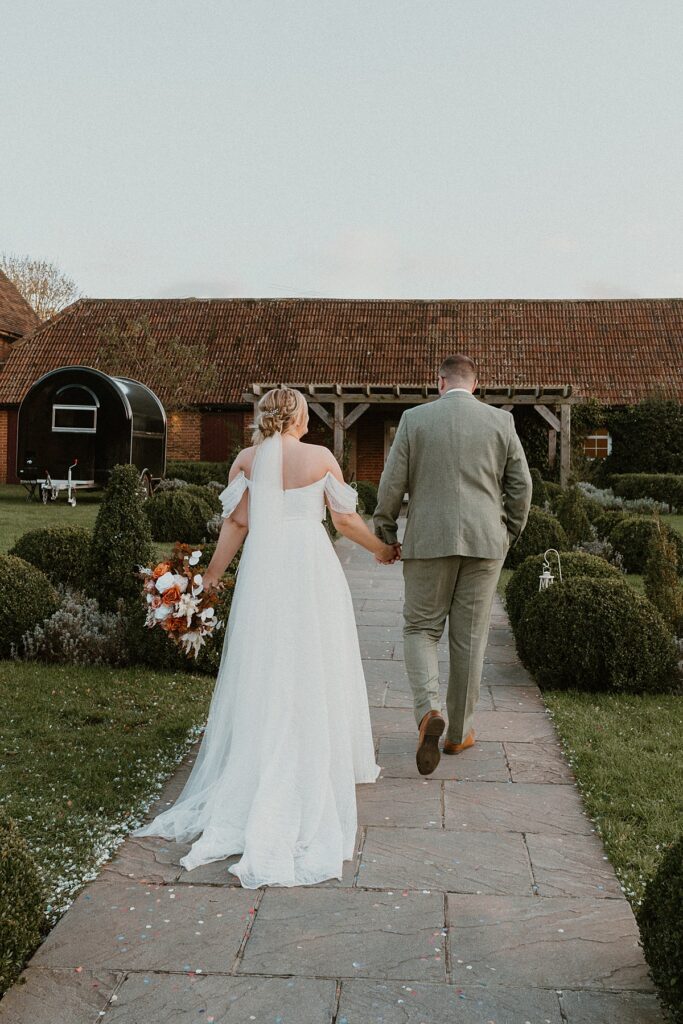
202, 456, 250, 590
325, 460, 398, 563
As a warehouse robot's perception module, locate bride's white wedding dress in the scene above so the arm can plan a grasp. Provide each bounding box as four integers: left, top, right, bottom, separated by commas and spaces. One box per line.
133, 433, 380, 887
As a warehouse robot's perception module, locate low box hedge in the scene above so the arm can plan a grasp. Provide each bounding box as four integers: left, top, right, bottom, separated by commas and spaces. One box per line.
355, 480, 378, 516
165, 460, 229, 486
9, 525, 92, 592
504, 506, 568, 570
0, 555, 60, 658
611, 473, 683, 513
145, 488, 221, 544
505, 551, 622, 633
609, 516, 683, 575
637, 833, 683, 1022
515, 576, 679, 695
0, 810, 46, 996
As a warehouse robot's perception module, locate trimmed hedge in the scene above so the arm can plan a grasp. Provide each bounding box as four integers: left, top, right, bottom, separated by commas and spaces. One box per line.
0, 810, 45, 996
504, 506, 568, 569
145, 488, 220, 544
10, 525, 92, 591
505, 551, 621, 633
529, 468, 548, 508
637, 833, 683, 1023
355, 480, 378, 516
610, 516, 683, 575
0, 555, 60, 658
611, 473, 683, 513
556, 486, 592, 547
88, 465, 155, 612
515, 577, 679, 694
165, 460, 229, 486
592, 509, 629, 541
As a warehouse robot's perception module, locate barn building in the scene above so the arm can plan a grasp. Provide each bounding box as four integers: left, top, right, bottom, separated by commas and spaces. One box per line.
0, 297, 681, 487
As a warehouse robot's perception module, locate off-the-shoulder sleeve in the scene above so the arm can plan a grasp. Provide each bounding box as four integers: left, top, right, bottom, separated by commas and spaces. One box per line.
324, 472, 358, 514
218, 472, 248, 519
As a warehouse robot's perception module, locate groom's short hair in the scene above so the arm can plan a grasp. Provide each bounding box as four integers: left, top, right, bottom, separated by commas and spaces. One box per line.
439, 354, 478, 383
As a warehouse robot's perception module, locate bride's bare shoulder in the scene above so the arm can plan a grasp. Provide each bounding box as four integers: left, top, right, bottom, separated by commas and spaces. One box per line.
231, 446, 257, 476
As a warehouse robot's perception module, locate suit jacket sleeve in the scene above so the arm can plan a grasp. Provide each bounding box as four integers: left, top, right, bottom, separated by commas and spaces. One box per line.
373, 414, 409, 545
503, 414, 533, 547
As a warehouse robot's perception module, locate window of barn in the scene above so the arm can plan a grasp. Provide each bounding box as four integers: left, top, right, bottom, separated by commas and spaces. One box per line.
584, 427, 612, 460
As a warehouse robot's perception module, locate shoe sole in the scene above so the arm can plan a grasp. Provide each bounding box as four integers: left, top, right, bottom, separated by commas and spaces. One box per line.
416, 716, 446, 775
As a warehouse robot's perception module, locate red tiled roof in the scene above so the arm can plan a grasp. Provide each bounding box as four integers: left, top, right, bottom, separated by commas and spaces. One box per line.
0, 269, 41, 341
0, 297, 681, 406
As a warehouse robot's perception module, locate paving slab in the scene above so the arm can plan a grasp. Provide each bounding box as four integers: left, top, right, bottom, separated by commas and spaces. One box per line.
447, 894, 651, 990
378, 737, 510, 781
359, 826, 534, 894
472, 710, 558, 742
444, 781, 592, 835
0, 967, 121, 1024
504, 739, 575, 783
30, 875, 254, 973
559, 988, 666, 1023
103, 973, 338, 1023
490, 684, 546, 711
356, 777, 442, 827
337, 979, 564, 1023
525, 834, 624, 898
240, 889, 446, 981
370, 707, 417, 735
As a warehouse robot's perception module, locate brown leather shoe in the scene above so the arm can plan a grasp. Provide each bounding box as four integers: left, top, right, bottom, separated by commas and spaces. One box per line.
416, 710, 446, 776
443, 729, 475, 755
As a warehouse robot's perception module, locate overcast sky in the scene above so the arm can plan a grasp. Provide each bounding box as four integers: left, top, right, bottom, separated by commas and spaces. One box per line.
2, 0, 681, 300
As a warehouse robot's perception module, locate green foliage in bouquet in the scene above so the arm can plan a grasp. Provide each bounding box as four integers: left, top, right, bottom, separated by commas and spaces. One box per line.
0, 555, 60, 658
145, 488, 220, 544
555, 485, 592, 548
637, 833, 683, 1023
0, 810, 46, 996
505, 551, 621, 633
88, 464, 155, 611
10, 525, 92, 591
515, 576, 679, 695
504, 506, 568, 570
610, 516, 683, 575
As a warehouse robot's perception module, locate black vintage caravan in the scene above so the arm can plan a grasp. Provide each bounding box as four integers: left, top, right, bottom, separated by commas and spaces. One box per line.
17, 365, 166, 499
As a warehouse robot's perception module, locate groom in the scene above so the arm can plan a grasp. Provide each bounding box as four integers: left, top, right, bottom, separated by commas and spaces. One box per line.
374, 354, 532, 775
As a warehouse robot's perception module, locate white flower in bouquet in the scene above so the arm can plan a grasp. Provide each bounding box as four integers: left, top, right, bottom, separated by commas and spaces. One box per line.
154, 603, 173, 621
188, 550, 202, 566
155, 571, 176, 593
176, 592, 200, 627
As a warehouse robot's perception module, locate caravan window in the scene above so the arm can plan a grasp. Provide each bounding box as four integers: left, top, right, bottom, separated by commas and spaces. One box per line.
52, 385, 99, 433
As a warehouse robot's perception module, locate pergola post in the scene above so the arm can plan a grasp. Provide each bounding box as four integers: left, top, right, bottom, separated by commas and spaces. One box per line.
560, 403, 571, 489
333, 398, 344, 465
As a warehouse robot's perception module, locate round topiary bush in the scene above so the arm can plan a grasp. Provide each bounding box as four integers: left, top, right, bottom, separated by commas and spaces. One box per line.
0, 810, 46, 996
610, 516, 683, 574
592, 509, 629, 541
504, 506, 568, 570
88, 464, 155, 612
355, 480, 378, 516
516, 576, 679, 694
529, 468, 548, 508
10, 525, 92, 591
0, 555, 60, 658
144, 488, 220, 544
637, 833, 683, 1023
505, 551, 622, 633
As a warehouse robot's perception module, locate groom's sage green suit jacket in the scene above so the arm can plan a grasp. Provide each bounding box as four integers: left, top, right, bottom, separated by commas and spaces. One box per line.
373, 390, 533, 560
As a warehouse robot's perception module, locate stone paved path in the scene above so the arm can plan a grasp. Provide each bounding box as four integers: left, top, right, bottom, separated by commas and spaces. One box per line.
0, 538, 664, 1023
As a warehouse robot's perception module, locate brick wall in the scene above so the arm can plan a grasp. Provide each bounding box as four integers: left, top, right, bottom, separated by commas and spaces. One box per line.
167, 410, 202, 461
356, 405, 406, 484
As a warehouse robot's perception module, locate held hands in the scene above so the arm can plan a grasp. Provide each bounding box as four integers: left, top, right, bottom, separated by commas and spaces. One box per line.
375, 542, 402, 565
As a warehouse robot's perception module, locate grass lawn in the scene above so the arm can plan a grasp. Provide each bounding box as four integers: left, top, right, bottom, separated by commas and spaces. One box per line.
0, 484, 102, 552
0, 661, 213, 924
543, 691, 683, 906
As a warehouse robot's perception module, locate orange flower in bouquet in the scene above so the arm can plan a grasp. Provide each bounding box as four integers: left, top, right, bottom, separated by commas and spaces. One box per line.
139, 543, 225, 658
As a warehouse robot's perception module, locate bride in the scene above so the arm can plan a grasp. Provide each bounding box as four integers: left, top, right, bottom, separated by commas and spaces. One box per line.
134, 387, 397, 887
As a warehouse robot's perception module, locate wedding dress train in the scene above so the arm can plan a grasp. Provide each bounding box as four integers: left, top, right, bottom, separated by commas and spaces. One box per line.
133, 433, 380, 887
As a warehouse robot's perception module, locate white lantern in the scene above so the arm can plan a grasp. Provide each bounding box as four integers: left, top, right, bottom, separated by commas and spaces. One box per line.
539, 549, 563, 592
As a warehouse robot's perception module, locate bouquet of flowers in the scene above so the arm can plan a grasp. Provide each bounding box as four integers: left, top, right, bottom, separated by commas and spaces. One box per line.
139, 543, 224, 658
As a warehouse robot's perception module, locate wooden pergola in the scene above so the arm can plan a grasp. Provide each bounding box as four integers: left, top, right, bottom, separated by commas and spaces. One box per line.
243, 383, 578, 488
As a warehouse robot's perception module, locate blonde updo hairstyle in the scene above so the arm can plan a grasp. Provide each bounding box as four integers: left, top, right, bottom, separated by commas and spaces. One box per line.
251, 387, 307, 444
